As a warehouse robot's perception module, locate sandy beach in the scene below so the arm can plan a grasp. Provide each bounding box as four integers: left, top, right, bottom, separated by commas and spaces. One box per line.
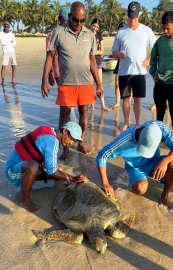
0, 37, 173, 270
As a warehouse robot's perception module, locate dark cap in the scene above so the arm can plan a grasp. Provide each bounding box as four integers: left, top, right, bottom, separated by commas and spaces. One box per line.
4, 21, 10, 26
128, 1, 141, 18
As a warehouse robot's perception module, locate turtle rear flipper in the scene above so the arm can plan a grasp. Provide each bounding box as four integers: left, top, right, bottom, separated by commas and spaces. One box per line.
32, 229, 83, 244
108, 212, 136, 239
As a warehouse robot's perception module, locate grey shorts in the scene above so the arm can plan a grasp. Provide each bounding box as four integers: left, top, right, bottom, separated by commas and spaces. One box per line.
2, 52, 17, 66
119, 75, 146, 99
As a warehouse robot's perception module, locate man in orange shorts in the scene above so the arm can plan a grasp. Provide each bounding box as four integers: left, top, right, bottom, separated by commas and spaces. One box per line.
41, 1, 102, 160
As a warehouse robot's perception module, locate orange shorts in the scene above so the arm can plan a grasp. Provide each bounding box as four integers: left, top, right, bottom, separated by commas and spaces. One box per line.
56, 84, 96, 106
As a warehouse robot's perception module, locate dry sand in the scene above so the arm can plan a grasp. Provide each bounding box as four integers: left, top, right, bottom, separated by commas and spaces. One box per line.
0, 37, 173, 270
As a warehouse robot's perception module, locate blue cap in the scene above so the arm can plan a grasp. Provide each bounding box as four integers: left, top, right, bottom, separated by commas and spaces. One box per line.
128, 1, 141, 18
62, 122, 82, 142
137, 122, 162, 158
59, 7, 70, 21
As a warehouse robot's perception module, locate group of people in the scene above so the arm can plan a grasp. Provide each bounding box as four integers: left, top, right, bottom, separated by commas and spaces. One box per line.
3, 1, 173, 212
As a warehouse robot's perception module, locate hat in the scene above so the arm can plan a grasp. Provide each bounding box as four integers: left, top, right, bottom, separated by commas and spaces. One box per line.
62, 121, 82, 142
59, 7, 70, 21
127, 1, 141, 18
3, 21, 10, 26
137, 122, 162, 158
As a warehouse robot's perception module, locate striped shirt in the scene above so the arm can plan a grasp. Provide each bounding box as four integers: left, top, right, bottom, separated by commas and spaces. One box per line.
96, 121, 173, 168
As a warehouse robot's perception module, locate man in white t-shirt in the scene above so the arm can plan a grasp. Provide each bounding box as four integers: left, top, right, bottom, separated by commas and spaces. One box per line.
0, 21, 17, 86
112, 1, 156, 131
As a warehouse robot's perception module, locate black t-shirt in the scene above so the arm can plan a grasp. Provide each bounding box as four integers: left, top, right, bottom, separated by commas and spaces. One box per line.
95, 32, 103, 66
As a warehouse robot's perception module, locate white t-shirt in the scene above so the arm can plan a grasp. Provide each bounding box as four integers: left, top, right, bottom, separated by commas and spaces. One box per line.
0, 31, 16, 53
112, 24, 156, 76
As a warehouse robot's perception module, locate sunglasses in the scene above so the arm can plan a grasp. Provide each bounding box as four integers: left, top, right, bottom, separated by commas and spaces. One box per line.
70, 14, 86, 23
4, 25, 9, 28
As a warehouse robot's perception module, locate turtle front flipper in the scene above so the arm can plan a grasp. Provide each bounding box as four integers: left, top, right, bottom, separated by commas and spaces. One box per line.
86, 218, 107, 254
32, 229, 83, 244
108, 212, 136, 239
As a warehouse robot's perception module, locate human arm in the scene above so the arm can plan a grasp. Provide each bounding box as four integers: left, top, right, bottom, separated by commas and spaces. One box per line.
50, 169, 87, 183
41, 50, 56, 97
111, 33, 125, 60
141, 57, 150, 68
98, 166, 115, 197
152, 150, 173, 180
97, 39, 104, 55
152, 122, 173, 179
90, 54, 103, 97
96, 139, 121, 197
149, 40, 158, 80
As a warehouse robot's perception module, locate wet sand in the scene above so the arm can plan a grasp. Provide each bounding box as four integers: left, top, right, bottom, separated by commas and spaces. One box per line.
0, 37, 173, 270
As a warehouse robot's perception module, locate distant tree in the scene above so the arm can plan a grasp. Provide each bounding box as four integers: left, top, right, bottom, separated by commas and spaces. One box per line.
38, 0, 51, 34
153, 0, 173, 12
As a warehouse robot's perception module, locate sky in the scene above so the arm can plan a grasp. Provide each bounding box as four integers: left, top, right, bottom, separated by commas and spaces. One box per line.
119, 0, 160, 11
61, 0, 160, 12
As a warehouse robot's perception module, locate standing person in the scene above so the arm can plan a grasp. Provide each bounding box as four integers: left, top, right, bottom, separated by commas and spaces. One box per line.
0, 21, 17, 86
90, 17, 111, 111
41, 1, 102, 161
112, 22, 126, 108
149, 11, 173, 127
96, 120, 173, 208
112, 1, 156, 131
46, 6, 77, 123
4, 122, 87, 212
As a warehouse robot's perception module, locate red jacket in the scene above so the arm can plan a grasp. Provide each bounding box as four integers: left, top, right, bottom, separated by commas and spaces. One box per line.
15, 126, 57, 163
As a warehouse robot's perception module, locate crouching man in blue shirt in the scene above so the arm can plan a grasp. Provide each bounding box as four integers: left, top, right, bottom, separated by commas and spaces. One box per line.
96, 120, 173, 208
4, 122, 87, 212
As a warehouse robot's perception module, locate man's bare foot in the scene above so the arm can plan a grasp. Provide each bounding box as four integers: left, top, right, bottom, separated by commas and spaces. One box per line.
11, 82, 17, 86
119, 124, 129, 132
101, 106, 112, 112
161, 192, 171, 208
91, 104, 95, 111
77, 142, 90, 154
112, 103, 120, 108
0, 83, 4, 87
149, 103, 156, 110
21, 199, 40, 212
59, 146, 70, 161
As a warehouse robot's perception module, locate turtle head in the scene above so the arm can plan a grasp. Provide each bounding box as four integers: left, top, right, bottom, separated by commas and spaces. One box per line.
94, 236, 107, 254
89, 234, 107, 254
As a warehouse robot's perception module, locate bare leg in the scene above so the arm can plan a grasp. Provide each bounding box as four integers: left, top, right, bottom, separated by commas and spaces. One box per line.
77, 105, 90, 154
120, 97, 130, 131
161, 161, 173, 208
132, 179, 148, 195
113, 74, 120, 108
133, 97, 142, 126
97, 69, 111, 111
21, 160, 40, 212
58, 106, 71, 161
11, 65, 16, 84
0, 65, 6, 86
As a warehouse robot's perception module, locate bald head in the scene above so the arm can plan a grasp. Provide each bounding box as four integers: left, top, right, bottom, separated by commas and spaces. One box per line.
70, 1, 86, 16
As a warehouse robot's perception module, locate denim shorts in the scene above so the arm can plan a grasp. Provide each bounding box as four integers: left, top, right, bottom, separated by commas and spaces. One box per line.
4, 150, 42, 188
126, 155, 166, 186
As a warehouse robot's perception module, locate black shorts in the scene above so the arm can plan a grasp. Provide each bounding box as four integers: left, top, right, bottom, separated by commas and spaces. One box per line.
119, 75, 146, 99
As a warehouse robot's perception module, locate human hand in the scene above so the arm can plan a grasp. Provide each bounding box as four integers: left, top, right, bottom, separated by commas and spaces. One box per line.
152, 160, 168, 180
103, 184, 115, 198
118, 51, 126, 58
48, 72, 55, 86
41, 80, 50, 98
96, 87, 103, 98
141, 58, 150, 68
71, 174, 89, 183
153, 74, 159, 82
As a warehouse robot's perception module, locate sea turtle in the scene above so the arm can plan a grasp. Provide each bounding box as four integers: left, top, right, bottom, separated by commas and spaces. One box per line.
33, 181, 136, 254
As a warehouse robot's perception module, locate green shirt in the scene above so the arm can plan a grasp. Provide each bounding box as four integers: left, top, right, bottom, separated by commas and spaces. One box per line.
149, 34, 173, 84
